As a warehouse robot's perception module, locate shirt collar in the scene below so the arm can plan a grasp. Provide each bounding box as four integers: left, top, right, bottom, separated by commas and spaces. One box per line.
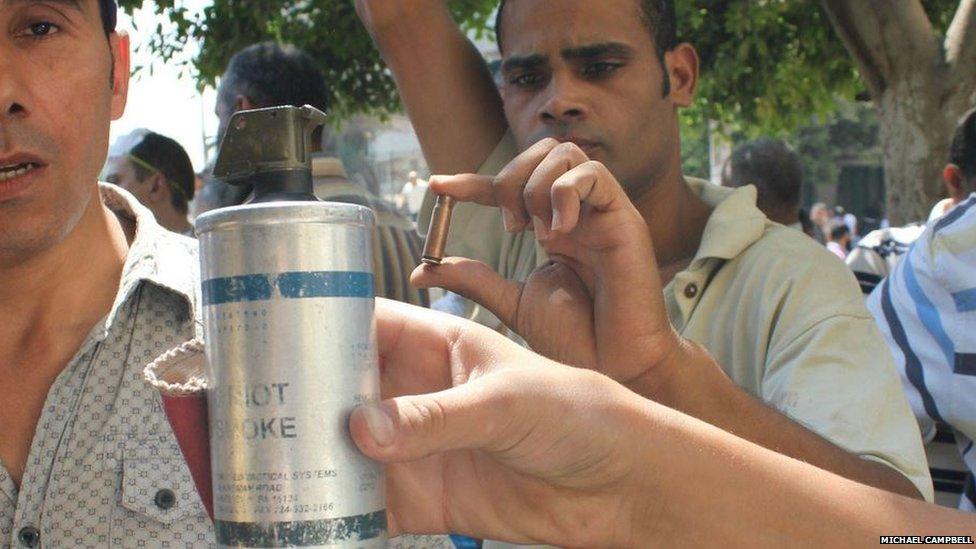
686, 177, 768, 266
99, 183, 198, 332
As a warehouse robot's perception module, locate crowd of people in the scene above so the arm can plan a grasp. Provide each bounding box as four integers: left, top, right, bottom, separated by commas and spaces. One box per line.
1, 0, 975, 547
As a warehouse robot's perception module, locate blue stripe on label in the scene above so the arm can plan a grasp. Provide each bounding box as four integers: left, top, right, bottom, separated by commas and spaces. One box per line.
956, 353, 976, 376
277, 271, 373, 299
952, 288, 976, 313
881, 278, 946, 424
202, 274, 272, 306
203, 271, 374, 305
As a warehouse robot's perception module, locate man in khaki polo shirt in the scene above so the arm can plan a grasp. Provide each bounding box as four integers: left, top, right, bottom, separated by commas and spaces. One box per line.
356, 0, 932, 510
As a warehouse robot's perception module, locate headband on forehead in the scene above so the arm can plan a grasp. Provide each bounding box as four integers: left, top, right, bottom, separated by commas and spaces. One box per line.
100, 0, 118, 33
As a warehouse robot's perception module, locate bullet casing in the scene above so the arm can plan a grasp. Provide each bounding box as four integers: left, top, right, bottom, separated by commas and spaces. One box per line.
422, 195, 456, 265
197, 202, 386, 549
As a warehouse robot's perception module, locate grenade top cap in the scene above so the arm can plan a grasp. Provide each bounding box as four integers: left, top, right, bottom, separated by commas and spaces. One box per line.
212, 105, 328, 203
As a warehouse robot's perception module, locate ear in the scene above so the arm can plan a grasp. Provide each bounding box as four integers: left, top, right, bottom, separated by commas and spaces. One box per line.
146, 173, 169, 204
665, 43, 699, 108
943, 164, 965, 200
109, 32, 131, 121
235, 95, 256, 112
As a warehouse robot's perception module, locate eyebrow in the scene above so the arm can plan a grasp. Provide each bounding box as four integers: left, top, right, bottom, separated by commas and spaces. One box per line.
3, 0, 84, 11
501, 42, 636, 73
561, 42, 636, 61
501, 53, 547, 74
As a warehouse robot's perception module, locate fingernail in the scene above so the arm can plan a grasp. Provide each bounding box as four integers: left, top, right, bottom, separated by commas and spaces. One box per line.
361, 405, 395, 447
533, 216, 550, 241
502, 208, 516, 232
550, 210, 563, 233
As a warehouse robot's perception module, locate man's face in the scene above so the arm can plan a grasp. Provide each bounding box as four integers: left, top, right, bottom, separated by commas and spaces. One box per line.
0, 0, 128, 261
810, 205, 829, 225
103, 155, 149, 203
498, 0, 685, 196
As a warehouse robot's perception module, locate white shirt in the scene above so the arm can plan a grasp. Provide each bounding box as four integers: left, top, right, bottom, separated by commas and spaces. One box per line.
868, 194, 976, 511
401, 180, 429, 216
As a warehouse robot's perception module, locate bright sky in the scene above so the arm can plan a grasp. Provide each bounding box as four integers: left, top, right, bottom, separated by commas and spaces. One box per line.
108, 1, 216, 172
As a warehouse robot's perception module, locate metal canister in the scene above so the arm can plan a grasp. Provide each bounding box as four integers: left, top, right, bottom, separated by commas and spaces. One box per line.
197, 106, 386, 548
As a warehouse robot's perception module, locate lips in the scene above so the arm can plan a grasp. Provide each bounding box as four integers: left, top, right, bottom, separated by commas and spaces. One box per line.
0, 162, 41, 182
0, 153, 47, 201
559, 137, 601, 156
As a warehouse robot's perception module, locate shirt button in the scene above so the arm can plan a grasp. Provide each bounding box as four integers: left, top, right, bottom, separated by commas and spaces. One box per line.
17, 526, 40, 548
684, 283, 699, 299
154, 488, 177, 510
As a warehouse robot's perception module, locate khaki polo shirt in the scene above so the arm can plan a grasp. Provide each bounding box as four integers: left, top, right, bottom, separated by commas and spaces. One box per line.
420, 133, 933, 502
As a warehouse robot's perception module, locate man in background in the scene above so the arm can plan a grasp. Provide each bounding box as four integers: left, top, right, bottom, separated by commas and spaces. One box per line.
722, 138, 804, 228
104, 129, 195, 236
850, 108, 976, 296
398, 170, 428, 221
211, 41, 428, 306
867, 109, 976, 511
826, 220, 852, 259
810, 202, 831, 243
357, 1, 931, 530
930, 108, 976, 222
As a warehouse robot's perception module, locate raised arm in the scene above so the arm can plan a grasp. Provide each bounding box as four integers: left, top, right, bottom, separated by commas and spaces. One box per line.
356, 0, 507, 174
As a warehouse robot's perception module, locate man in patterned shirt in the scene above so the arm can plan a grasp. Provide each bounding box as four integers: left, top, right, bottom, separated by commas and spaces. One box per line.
0, 2, 449, 547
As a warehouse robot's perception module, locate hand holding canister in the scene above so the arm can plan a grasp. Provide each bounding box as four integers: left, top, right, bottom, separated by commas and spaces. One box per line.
196, 105, 387, 548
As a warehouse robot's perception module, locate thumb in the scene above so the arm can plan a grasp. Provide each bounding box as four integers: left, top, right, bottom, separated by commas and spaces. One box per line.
411, 257, 522, 329
350, 384, 505, 462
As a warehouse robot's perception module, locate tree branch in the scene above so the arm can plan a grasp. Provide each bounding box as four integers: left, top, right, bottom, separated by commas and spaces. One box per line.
946, 0, 976, 101
820, 0, 940, 99
820, 0, 890, 97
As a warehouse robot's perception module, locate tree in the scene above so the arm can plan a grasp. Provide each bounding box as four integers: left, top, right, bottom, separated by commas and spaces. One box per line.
820, 1, 976, 223
679, 0, 970, 223
117, 0, 497, 120
125, 0, 971, 223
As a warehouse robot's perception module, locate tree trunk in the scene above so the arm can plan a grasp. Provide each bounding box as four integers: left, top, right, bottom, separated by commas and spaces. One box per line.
820, 0, 976, 225
876, 80, 955, 225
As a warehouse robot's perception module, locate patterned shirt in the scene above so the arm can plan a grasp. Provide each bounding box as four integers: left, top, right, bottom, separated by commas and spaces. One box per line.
0, 184, 451, 548
0, 184, 210, 548
867, 194, 976, 511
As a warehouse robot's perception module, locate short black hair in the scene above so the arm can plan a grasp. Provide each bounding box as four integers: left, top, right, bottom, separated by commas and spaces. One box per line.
98, 0, 117, 35
725, 139, 803, 213
129, 132, 196, 215
219, 42, 329, 143
829, 220, 850, 241
950, 107, 976, 188
494, 0, 677, 95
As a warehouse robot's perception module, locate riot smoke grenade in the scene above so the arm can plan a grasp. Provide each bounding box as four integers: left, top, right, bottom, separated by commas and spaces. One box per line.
195, 106, 386, 548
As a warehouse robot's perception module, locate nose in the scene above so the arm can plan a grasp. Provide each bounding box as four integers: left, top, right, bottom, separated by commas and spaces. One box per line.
0, 49, 28, 122
537, 73, 588, 126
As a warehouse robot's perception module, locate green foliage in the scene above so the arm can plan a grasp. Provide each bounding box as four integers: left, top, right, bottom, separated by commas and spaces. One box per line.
683, 0, 957, 137
682, 1, 859, 136
117, 0, 498, 120
120, 0, 960, 128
